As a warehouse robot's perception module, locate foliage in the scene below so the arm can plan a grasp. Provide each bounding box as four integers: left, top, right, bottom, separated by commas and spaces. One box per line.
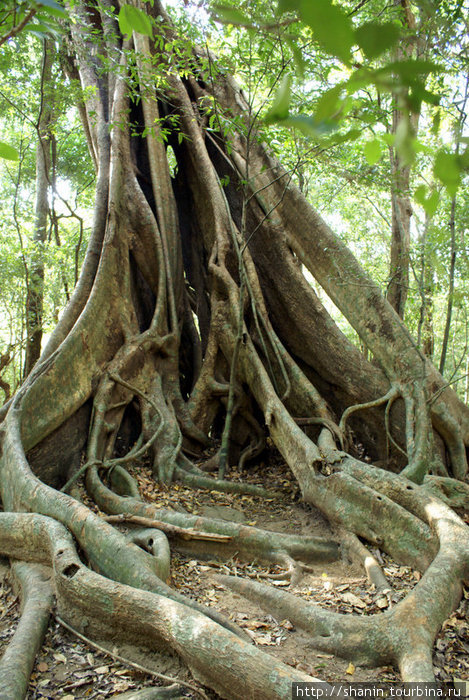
0, 28, 93, 395
200, 0, 469, 398
0, 0, 468, 399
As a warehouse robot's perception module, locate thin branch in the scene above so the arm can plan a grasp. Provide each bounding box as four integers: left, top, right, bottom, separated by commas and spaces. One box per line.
0, 8, 36, 48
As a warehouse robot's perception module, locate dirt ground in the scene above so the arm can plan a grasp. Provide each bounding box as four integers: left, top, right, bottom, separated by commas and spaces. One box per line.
0, 457, 468, 699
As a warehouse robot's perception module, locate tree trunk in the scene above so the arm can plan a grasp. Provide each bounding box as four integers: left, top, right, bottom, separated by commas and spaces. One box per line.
1, 2, 469, 698
24, 39, 54, 377
439, 196, 457, 375
386, 0, 423, 319
417, 214, 434, 358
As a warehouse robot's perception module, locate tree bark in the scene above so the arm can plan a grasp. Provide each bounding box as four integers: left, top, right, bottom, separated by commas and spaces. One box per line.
386, 0, 423, 319
24, 40, 54, 377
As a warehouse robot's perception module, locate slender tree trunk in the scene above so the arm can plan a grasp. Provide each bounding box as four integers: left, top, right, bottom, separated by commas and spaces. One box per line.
386, 0, 423, 318
24, 40, 54, 377
439, 77, 468, 375
439, 196, 457, 375
417, 214, 434, 358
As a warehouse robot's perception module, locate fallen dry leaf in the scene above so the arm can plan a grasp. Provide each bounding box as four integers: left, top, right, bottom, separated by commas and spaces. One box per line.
341, 592, 366, 609
95, 665, 109, 674
376, 597, 389, 609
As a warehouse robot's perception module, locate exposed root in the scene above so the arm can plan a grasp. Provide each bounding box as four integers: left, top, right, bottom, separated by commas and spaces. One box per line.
87, 464, 340, 566
174, 464, 276, 497
339, 386, 399, 436
337, 529, 390, 592
214, 459, 469, 681
112, 687, 183, 699
422, 474, 469, 510
55, 615, 205, 699
104, 513, 233, 543
1, 8, 468, 696
2, 399, 247, 640
125, 527, 171, 583
108, 464, 141, 498
400, 379, 434, 483
0, 512, 322, 700
294, 417, 345, 450
0, 562, 54, 700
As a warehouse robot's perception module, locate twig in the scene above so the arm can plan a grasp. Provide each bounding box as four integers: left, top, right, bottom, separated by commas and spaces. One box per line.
428, 373, 469, 406
0, 9, 36, 48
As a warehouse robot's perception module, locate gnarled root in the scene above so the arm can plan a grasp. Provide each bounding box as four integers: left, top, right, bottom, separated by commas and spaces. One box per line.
87, 463, 340, 568
0, 512, 323, 700
0, 561, 54, 699
217, 465, 469, 681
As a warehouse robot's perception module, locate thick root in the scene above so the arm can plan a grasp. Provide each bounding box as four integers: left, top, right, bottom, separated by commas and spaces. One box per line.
217, 465, 469, 681
0, 562, 54, 700
87, 464, 340, 566
0, 512, 324, 700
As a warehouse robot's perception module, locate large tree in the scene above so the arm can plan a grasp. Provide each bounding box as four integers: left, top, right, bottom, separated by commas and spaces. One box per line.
0, 1, 469, 698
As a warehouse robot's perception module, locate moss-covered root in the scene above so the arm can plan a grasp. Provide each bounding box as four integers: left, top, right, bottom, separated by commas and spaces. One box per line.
421, 474, 469, 510
0, 561, 54, 700
216, 481, 469, 681
0, 512, 325, 700
125, 527, 171, 583
1, 401, 246, 641
87, 464, 340, 566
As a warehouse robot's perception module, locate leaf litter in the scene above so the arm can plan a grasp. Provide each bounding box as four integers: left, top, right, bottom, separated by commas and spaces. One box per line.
0, 455, 466, 697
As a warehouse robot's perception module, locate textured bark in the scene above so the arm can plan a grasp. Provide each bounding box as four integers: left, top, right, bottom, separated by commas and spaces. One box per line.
386, 0, 423, 319
24, 40, 54, 377
1, 2, 469, 698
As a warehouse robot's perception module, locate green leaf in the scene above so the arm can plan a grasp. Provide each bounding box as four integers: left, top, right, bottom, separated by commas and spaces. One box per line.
286, 38, 305, 79
433, 151, 461, 196
314, 85, 343, 121
265, 74, 292, 123
364, 138, 382, 165
414, 185, 439, 217
327, 127, 361, 145
422, 190, 439, 217
381, 133, 394, 146
460, 146, 469, 169
378, 59, 442, 80
277, 0, 300, 13
355, 21, 400, 59
0, 142, 19, 161
430, 110, 440, 135
37, 0, 67, 17
213, 5, 250, 25
299, 0, 354, 64
118, 5, 152, 38
281, 114, 324, 137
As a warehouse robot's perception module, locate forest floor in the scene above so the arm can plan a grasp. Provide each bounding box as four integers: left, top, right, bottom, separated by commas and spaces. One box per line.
0, 453, 468, 699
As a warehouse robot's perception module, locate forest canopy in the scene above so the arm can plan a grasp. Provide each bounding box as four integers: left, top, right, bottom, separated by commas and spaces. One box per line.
0, 0, 468, 698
